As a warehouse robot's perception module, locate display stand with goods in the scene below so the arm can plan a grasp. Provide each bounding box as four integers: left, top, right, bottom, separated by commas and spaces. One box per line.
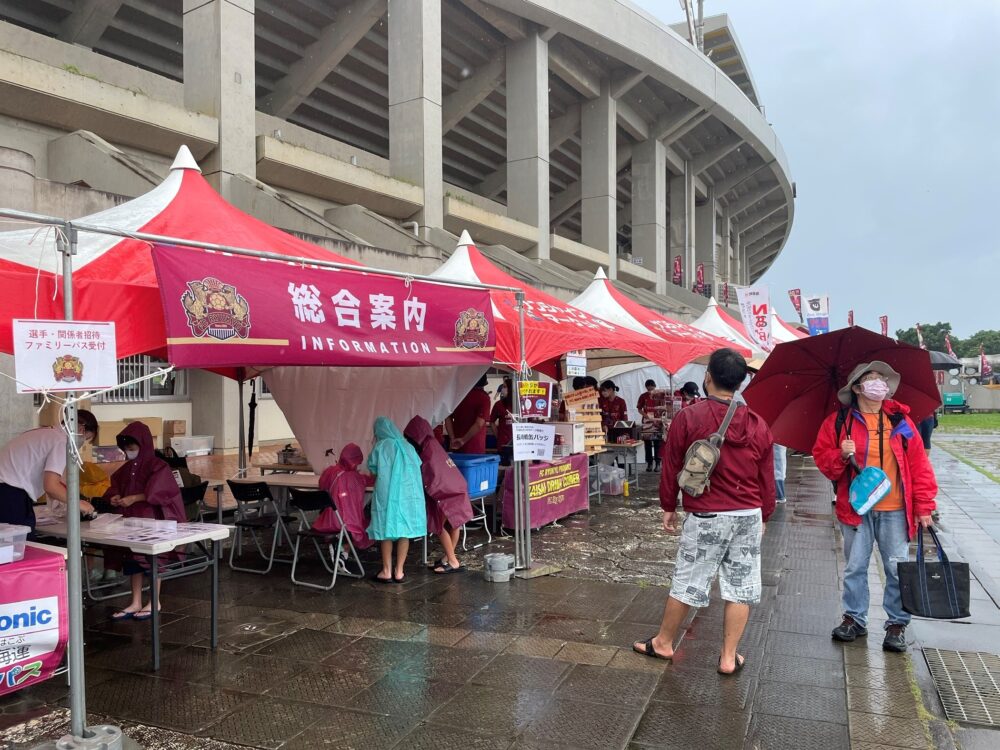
561, 386, 605, 453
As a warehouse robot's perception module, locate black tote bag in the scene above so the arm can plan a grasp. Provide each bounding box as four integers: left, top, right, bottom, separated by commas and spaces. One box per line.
898, 527, 970, 619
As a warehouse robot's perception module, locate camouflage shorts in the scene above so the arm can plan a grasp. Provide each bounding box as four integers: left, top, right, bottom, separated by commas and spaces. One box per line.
669, 511, 763, 607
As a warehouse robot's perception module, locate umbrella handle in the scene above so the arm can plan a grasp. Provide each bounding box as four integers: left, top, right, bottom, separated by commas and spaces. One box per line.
848, 453, 861, 473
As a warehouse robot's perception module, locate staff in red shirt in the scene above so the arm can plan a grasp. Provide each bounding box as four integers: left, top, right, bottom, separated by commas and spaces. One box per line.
673, 381, 702, 408
490, 378, 514, 465
447, 374, 492, 454
599, 380, 629, 438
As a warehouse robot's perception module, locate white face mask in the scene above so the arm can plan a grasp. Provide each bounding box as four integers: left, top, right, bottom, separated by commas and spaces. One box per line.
125, 449, 140, 461
860, 379, 891, 402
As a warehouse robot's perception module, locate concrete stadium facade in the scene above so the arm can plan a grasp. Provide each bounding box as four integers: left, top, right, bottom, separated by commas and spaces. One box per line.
0, 0, 794, 448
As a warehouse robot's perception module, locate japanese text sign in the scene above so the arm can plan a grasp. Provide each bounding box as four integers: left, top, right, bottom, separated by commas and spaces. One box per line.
517, 381, 552, 419
151, 244, 496, 369
502, 453, 589, 528
735, 286, 773, 352
0, 548, 68, 696
12, 320, 117, 394
565, 350, 587, 377
513, 422, 556, 461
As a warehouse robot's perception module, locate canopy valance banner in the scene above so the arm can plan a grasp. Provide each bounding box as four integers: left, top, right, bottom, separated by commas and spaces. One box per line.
151, 244, 496, 369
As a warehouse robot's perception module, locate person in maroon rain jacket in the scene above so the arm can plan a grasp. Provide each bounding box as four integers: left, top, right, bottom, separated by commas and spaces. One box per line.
105, 422, 185, 621
633, 348, 774, 675
317, 443, 375, 551
404, 415, 474, 574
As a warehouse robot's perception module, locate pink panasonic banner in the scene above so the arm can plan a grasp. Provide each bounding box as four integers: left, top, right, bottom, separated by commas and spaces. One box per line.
152, 245, 496, 369
0, 548, 68, 696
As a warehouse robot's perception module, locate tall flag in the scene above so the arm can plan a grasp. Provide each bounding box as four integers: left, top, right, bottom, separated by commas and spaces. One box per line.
945, 333, 955, 357
736, 286, 773, 352
915, 323, 927, 350
847, 309, 854, 327
803, 294, 830, 336
722, 281, 730, 305
672, 255, 682, 286
982, 344, 994, 379
879, 315, 888, 337
788, 289, 803, 322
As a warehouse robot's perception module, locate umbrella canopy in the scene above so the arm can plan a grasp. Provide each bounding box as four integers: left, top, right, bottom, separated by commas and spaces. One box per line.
928, 350, 962, 370
431, 232, 676, 371
569, 268, 749, 372
690, 297, 759, 352
0, 146, 361, 358
742, 326, 941, 453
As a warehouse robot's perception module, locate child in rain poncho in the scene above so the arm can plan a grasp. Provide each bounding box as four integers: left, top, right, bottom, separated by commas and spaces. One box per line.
367, 417, 426, 583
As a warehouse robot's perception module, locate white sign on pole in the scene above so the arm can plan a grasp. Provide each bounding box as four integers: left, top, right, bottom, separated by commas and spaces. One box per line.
565, 350, 587, 377
12, 320, 118, 394
735, 286, 773, 352
512, 423, 556, 462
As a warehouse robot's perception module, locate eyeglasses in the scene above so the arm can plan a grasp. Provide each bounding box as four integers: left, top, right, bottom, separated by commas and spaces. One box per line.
860, 374, 888, 383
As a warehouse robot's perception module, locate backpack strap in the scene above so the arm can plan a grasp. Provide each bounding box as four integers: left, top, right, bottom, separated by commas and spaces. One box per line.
709, 396, 741, 448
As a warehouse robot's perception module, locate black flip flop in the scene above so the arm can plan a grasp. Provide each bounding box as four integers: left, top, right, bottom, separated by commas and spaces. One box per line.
393, 574, 406, 583
633, 637, 672, 661
373, 574, 395, 585
433, 562, 463, 575
717, 654, 746, 675
427, 557, 445, 570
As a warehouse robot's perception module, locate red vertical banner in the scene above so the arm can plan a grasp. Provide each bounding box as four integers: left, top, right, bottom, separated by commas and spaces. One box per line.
982, 344, 994, 378
847, 309, 854, 327
722, 282, 730, 305
694, 263, 705, 293
672, 255, 682, 286
945, 333, 955, 357
787, 289, 802, 322
879, 315, 888, 337
915, 323, 927, 350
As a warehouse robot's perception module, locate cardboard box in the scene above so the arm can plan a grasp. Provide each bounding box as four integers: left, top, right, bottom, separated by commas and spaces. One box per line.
38, 398, 92, 428
163, 420, 187, 439
100, 417, 163, 448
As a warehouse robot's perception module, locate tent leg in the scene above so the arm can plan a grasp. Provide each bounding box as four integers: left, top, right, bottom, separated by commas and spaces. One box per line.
237, 378, 246, 476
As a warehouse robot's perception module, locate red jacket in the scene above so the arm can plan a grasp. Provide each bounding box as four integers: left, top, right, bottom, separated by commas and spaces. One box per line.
812, 399, 937, 539
660, 398, 776, 521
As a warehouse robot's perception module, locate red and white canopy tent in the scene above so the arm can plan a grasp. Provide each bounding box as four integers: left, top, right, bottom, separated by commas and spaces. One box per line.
690, 297, 760, 354
0, 147, 497, 469
772, 311, 808, 342
569, 270, 749, 408
430, 232, 690, 375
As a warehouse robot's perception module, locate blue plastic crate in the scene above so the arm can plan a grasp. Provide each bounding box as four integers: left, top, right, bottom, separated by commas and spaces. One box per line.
448, 453, 501, 498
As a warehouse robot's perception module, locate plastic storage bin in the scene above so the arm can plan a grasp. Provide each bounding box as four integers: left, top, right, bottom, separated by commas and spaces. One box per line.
170, 435, 215, 457
483, 552, 515, 582
598, 464, 626, 496
448, 453, 501, 498
0, 523, 30, 564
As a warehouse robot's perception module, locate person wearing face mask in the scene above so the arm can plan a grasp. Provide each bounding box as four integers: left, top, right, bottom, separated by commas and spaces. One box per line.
637, 379, 664, 472
0, 410, 99, 530
812, 361, 938, 653
104, 422, 185, 621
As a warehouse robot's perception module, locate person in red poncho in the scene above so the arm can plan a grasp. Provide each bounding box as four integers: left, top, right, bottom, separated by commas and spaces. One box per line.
404, 415, 474, 574
316, 443, 375, 553
105, 422, 185, 621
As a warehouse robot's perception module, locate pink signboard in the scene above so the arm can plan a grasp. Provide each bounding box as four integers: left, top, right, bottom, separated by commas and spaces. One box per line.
0, 547, 68, 696
151, 244, 496, 369
501, 453, 590, 529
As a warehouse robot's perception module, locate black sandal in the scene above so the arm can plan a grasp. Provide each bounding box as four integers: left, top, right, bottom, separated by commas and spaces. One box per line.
633, 637, 672, 661
433, 562, 463, 575
717, 654, 746, 675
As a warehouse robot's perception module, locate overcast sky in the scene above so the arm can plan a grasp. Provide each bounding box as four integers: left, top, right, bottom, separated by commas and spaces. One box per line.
632, 1, 1000, 338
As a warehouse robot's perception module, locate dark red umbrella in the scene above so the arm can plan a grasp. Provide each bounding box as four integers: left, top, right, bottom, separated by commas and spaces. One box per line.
743, 326, 941, 453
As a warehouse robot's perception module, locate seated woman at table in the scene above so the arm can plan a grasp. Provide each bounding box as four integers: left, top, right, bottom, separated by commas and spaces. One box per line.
104, 422, 185, 621
404, 416, 473, 574
367, 417, 426, 584
316, 443, 375, 553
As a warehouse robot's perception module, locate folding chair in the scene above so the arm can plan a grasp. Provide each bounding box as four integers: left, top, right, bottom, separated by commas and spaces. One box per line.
181, 481, 208, 522
227, 480, 295, 574
287, 487, 365, 590
461, 492, 494, 551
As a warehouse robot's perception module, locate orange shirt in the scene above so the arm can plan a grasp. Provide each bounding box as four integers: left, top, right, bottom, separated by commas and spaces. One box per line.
861, 412, 904, 512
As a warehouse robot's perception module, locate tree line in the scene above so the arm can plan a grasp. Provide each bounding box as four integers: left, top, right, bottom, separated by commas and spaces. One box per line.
895, 322, 1000, 358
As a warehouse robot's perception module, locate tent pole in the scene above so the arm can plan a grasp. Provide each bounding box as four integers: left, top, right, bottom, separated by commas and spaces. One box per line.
58, 228, 125, 748
237, 377, 246, 476
515, 290, 531, 570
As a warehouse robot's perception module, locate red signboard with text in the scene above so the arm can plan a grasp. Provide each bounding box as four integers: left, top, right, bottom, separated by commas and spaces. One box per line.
152, 244, 496, 369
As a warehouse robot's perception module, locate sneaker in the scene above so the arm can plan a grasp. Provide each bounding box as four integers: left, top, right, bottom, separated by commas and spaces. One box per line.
882, 624, 907, 653
776, 496, 787, 504
832, 615, 868, 642
645, 464, 653, 473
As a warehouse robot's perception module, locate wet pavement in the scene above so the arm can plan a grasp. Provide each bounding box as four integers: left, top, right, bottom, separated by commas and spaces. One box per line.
3, 449, 996, 749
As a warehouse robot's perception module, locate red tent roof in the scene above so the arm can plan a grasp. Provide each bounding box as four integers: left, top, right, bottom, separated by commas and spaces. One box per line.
431, 233, 670, 370
0, 146, 359, 358
570, 269, 750, 371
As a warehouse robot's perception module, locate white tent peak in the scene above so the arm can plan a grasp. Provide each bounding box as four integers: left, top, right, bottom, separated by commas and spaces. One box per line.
170, 145, 202, 173
457, 229, 475, 248
706, 296, 719, 307
594, 267, 608, 280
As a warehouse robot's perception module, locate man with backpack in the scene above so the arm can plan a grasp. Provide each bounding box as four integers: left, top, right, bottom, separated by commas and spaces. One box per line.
812, 362, 937, 652
633, 348, 775, 674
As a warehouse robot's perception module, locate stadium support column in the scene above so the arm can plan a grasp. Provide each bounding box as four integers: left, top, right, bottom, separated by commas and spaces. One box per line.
631, 138, 667, 293
721, 206, 733, 288
581, 80, 617, 277
506, 32, 549, 260
694, 186, 717, 295
669, 163, 694, 289
388, 0, 443, 234
182, 0, 256, 199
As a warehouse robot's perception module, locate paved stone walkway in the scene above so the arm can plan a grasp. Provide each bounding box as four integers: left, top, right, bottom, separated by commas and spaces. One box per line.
0, 456, 939, 749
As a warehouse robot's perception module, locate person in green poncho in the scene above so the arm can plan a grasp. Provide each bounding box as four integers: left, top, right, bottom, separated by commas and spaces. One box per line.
367, 417, 427, 583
